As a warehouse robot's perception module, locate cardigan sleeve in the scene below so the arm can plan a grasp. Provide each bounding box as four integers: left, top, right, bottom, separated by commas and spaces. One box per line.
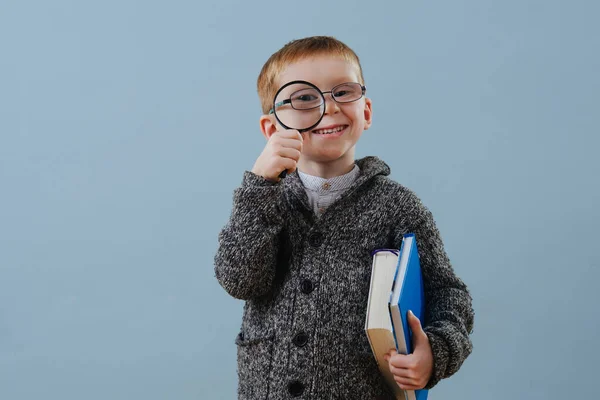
214, 171, 286, 300
394, 194, 474, 389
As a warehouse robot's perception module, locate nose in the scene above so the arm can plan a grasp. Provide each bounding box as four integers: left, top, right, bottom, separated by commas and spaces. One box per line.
323, 93, 340, 115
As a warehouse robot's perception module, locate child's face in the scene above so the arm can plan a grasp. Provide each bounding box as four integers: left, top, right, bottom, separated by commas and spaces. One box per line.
265, 55, 372, 171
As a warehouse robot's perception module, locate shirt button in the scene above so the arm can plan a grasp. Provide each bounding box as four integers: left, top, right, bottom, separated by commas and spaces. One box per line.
288, 380, 305, 397
292, 331, 309, 347
308, 231, 323, 247
300, 279, 314, 294
322, 182, 331, 190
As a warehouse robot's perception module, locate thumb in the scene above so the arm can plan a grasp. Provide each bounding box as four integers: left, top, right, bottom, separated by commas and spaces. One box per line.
408, 310, 428, 348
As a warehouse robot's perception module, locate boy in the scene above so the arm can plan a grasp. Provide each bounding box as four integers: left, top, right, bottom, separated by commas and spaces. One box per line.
214, 36, 474, 399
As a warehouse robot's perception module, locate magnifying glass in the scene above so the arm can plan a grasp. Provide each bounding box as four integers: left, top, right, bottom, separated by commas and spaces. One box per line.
271, 80, 326, 178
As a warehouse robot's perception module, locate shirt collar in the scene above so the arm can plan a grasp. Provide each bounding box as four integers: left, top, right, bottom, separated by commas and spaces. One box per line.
297, 164, 361, 194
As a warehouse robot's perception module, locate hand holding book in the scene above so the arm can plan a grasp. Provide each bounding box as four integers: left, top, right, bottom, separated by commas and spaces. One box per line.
384, 310, 433, 391
365, 234, 430, 399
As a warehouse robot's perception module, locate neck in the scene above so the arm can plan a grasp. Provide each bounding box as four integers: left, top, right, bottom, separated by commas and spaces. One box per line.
297, 156, 355, 179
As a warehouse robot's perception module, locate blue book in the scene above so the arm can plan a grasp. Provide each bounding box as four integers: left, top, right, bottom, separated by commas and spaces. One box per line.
388, 233, 429, 400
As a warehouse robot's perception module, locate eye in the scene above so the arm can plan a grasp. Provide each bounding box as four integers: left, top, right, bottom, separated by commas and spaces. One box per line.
296, 94, 319, 102
332, 84, 361, 101
333, 90, 350, 97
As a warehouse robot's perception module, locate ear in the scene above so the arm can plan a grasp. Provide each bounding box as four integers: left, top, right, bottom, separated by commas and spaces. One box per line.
259, 114, 278, 140
363, 97, 373, 130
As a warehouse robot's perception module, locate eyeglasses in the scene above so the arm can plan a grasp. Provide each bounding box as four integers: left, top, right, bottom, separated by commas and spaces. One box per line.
269, 82, 366, 114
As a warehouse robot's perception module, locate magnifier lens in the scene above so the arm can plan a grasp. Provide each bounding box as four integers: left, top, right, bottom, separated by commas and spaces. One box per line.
273, 82, 325, 132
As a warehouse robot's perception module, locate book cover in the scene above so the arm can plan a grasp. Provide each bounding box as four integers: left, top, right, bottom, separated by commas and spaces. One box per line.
388, 233, 429, 400
365, 249, 406, 400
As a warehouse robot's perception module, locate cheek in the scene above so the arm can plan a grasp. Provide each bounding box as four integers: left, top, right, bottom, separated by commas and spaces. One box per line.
349, 108, 366, 125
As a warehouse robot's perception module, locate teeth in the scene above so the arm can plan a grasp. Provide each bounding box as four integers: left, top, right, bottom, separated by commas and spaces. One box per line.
314, 125, 346, 135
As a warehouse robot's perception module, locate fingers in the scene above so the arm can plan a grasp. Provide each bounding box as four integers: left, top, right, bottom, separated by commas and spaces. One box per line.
385, 351, 412, 369
272, 138, 303, 152
385, 346, 432, 391
274, 129, 303, 141
268, 130, 302, 175
394, 378, 422, 391
388, 355, 417, 371
279, 156, 298, 175
393, 372, 427, 390
270, 136, 302, 175
251, 129, 303, 181
270, 129, 302, 154
388, 363, 425, 390
272, 146, 301, 162
407, 310, 427, 346
388, 363, 414, 378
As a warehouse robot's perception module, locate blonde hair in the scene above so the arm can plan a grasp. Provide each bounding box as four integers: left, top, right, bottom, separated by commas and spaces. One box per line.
257, 36, 365, 114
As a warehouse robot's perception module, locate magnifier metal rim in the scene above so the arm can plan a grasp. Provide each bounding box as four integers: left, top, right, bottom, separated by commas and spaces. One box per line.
272, 80, 326, 133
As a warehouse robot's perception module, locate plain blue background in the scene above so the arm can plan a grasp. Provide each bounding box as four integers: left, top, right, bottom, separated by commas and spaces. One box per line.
1, 0, 599, 399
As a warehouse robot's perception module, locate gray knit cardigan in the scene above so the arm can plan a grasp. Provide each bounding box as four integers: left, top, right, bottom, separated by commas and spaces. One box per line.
214, 156, 474, 400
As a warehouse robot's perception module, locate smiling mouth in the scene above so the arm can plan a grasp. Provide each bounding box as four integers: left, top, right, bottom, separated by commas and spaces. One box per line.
312, 125, 348, 134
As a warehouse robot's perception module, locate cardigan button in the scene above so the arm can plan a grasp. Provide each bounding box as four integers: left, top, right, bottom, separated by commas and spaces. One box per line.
308, 231, 323, 247
292, 331, 309, 347
288, 380, 305, 397
300, 279, 314, 294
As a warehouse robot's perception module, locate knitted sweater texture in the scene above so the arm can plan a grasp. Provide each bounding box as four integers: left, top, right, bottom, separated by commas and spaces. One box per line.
214, 156, 474, 400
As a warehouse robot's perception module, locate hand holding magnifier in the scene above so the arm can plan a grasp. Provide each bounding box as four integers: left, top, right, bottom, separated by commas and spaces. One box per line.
270, 80, 326, 178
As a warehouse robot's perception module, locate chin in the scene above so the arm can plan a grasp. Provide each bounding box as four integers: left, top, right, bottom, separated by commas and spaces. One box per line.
314, 151, 352, 163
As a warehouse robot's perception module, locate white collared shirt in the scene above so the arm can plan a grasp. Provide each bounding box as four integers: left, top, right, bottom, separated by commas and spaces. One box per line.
297, 164, 360, 216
